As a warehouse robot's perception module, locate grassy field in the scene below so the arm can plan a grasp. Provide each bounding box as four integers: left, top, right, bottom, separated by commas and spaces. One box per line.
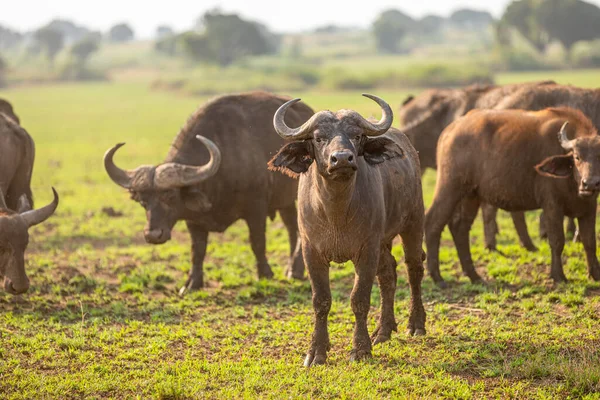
1, 76, 600, 399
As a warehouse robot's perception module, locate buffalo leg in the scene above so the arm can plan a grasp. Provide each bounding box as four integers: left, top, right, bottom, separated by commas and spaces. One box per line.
279, 206, 304, 279
350, 244, 378, 361
425, 185, 465, 288
539, 212, 548, 240
371, 245, 398, 345
566, 218, 579, 242
303, 244, 331, 367
448, 196, 484, 284
543, 207, 568, 283
481, 203, 499, 250
511, 212, 537, 252
578, 211, 600, 281
180, 222, 208, 294
245, 209, 274, 280
401, 228, 426, 336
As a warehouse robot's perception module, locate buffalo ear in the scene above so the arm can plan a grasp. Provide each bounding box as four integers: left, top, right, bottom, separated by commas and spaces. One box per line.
268, 141, 313, 178
181, 187, 212, 212
535, 153, 574, 178
363, 137, 404, 165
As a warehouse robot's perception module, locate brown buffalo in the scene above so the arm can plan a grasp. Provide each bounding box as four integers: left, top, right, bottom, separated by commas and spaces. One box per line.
494, 83, 600, 239
398, 81, 560, 252
0, 109, 34, 211
425, 107, 600, 286
0, 187, 59, 294
104, 91, 314, 294
269, 94, 426, 365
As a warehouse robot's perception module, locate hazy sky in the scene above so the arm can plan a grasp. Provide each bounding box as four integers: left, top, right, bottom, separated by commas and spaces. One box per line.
3, 0, 600, 38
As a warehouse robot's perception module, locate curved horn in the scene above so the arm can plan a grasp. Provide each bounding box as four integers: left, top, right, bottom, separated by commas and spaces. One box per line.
153, 135, 222, 189
273, 98, 321, 140
558, 122, 575, 150
20, 187, 59, 228
358, 94, 394, 136
104, 143, 136, 189
0, 188, 7, 210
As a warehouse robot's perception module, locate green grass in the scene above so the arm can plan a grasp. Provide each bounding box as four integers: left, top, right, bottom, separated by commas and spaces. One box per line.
1, 76, 600, 398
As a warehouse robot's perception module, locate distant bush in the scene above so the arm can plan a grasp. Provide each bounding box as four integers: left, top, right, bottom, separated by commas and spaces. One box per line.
571, 40, 600, 68
152, 61, 494, 95
493, 48, 555, 71
58, 60, 107, 81
320, 63, 493, 90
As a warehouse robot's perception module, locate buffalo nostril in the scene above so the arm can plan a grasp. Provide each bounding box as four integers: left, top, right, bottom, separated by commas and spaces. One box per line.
348, 155, 354, 162
331, 156, 338, 163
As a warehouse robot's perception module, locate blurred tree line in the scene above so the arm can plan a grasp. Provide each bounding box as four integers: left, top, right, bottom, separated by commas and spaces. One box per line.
2, 0, 600, 87
155, 9, 278, 66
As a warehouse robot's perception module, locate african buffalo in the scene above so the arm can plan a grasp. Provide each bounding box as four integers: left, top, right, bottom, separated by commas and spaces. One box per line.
0, 109, 34, 211
399, 81, 560, 252
104, 92, 315, 293
425, 107, 600, 286
269, 94, 426, 365
494, 83, 600, 240
0, 187, 59, 294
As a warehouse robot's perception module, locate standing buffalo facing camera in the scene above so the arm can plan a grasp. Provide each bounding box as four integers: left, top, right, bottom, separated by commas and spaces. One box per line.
425, 107, 600, 286
269, 94, 426, 365
104, 92, 315, 294
0, 188, 59, 295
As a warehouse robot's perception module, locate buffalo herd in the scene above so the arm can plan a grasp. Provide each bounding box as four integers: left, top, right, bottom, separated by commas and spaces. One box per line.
1, 80, 600, 364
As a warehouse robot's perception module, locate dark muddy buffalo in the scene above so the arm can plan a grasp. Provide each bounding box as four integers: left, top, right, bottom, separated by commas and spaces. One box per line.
425, 107, 600, 287
0, 187, 59, 294
0, 107, 34, 211
269, 94, 426, 365
104, 92, 314, 294
399, 81, 562, 252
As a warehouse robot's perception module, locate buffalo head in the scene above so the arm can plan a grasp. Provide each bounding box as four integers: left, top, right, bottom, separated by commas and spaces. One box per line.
269, 94, 401, 181
536, 121, 600, 197
0, 188, 58, 295
104, 135, 222, 244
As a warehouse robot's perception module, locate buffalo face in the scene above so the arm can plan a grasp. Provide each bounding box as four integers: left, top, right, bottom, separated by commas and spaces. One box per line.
0, 188, 59, 295
104, 135, 222, 244
536, 122, 600, 197
269, 94, 402, 180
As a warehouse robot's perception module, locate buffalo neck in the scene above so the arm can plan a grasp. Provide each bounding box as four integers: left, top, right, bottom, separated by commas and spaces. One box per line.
304, 164, 360, 222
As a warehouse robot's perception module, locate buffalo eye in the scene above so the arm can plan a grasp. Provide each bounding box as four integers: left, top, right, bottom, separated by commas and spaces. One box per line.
574, 155, 580, 161
315, 138, 322, 143
354, 135, 361, 141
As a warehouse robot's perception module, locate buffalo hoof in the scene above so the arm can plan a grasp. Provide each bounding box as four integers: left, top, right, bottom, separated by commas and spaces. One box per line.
524, 244, 538, 252
371, 324, 398, 346
485, 244, 497, 252
179, 276, 204, 296
407, 328, 426, 337
434, 279, 449, 289
469, 276, 486, 286
285, 267, 306, 281
551, 274, 569, 284
349, 349, 372, 362
257, 263, 274, 280
304, 353, 327, 367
